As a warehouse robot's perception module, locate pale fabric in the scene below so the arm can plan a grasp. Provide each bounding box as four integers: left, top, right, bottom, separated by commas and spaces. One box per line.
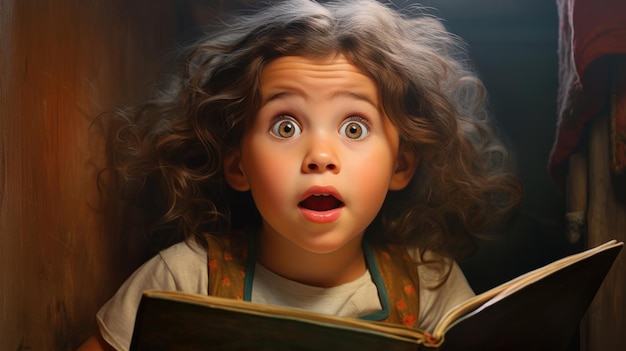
96, 240, 474, 351
251, 263, 383, 317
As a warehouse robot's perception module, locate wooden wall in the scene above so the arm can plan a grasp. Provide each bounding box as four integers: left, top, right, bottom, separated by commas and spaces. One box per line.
583, 63, 626, 350
0, 0, 177, 349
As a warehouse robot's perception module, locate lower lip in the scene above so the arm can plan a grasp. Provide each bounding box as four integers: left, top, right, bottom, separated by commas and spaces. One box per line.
299, 207, 343, 223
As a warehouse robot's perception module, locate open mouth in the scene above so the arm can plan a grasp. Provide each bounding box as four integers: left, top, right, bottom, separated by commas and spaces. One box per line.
298, 194, 344, 212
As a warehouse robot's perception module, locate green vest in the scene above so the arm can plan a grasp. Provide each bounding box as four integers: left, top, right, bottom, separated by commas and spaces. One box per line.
205, 231, 420, 327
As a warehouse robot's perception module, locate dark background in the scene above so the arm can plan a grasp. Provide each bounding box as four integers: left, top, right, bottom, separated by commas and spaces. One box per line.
413, 0, 579, 291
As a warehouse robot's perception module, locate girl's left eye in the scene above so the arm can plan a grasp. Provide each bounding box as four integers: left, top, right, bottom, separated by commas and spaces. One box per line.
339, 118, 370, 140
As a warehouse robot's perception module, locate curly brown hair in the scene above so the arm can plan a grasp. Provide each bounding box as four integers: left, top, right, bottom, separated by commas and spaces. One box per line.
108, 0, 522, 261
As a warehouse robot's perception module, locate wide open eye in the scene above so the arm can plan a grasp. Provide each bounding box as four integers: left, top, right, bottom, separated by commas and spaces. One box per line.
339, 117, 369, 140
270, 116, 302, 139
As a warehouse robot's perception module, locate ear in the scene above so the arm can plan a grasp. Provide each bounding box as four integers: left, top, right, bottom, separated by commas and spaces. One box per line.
389, 148, 419, 190
223, 151, 250, 191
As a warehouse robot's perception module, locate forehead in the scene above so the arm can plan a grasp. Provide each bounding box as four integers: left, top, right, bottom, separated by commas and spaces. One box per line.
261, 54, 366, 77
258, 55, 380, 103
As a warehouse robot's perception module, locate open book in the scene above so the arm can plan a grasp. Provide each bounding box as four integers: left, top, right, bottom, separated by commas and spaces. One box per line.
130, 240, 623, 351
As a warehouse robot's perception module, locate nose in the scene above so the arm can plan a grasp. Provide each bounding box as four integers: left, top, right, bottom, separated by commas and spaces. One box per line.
301, 138, 340, 174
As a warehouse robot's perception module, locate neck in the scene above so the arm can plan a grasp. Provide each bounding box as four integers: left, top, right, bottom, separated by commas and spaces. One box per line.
256, 227, 367, 288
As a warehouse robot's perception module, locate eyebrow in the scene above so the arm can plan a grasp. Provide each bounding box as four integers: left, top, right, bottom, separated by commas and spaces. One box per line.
261, 89, 380, 109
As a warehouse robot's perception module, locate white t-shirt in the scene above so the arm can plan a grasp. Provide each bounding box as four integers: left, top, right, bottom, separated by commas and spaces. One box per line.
96, 240, 474, 351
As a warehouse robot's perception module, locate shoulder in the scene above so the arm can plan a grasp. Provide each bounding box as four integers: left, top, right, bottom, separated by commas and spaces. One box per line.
118, 240, 208, 292
96, 240, 208, 351
404, 247, 467, 284
106, 240, 207, 303
157, 240, 208, 287
405, 247, 475, 332
124, 239, 209, 295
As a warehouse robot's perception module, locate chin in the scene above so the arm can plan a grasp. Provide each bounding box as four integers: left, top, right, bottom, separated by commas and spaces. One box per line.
295, 236, 361, 255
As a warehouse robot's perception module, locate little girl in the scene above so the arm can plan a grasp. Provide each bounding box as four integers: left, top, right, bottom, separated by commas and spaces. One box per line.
79, 0, 522, 350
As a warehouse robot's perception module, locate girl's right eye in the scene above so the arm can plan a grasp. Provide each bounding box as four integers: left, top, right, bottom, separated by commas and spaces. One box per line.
270, 116, 302, 139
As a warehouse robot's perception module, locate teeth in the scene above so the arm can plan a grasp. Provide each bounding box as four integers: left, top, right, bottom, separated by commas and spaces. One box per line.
314, 194, 330, 197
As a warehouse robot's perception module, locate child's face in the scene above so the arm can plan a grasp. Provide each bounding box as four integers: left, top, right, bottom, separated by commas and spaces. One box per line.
225, 54, 416, 255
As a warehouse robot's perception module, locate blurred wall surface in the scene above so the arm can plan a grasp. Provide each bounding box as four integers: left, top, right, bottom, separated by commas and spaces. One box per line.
0, 0, 177, 349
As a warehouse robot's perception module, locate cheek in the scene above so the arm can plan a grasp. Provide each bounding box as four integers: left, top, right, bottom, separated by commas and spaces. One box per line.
240, 139, 293, 204
354, 166, 393, 197
343, 148, 396, 206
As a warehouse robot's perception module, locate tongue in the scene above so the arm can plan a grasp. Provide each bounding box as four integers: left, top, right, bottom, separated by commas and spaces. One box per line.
299, 196, 343, 211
